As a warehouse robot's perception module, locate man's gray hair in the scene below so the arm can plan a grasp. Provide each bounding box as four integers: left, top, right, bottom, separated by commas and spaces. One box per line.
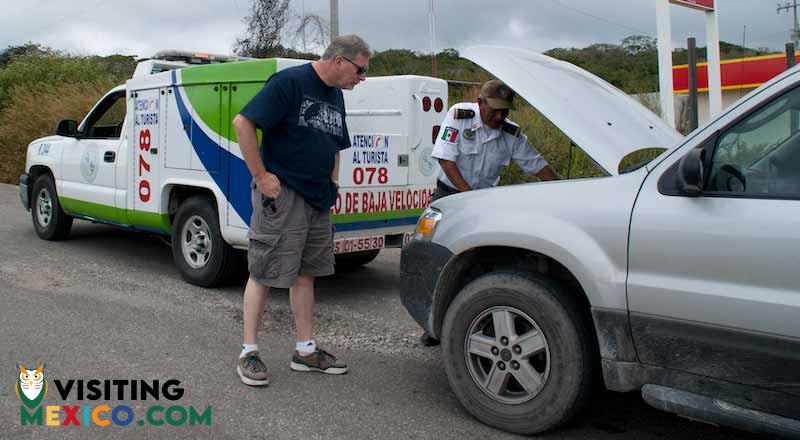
321, 34, 372, 61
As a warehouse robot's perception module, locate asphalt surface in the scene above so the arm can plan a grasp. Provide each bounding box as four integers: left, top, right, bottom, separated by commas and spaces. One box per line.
0, 183, 759, 439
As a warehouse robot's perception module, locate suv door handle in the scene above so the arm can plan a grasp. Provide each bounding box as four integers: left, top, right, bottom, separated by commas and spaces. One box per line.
104, 151, 116, 162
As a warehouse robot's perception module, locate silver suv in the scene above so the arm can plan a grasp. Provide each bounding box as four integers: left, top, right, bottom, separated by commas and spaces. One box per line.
400, 46, 800, 436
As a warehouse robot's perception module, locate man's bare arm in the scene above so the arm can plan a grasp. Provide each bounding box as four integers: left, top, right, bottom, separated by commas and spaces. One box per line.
233, 114, 280, 198
534, 165, 559, 181
438, 159, 472, 192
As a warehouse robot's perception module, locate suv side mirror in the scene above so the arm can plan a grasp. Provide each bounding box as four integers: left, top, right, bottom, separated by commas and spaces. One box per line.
55, 119, 79, 137
677, 147, 706, 196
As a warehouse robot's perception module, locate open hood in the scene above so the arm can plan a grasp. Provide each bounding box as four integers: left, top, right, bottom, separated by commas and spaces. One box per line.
462, 46, 682, 175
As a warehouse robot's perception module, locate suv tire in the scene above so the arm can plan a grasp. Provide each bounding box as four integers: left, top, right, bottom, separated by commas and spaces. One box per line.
172, 196, 236, 287
31, 173, 73, 240
441, 271, 594, 434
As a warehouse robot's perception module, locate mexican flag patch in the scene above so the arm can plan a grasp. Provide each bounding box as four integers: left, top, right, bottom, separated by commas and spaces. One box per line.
441, 126, 459, 142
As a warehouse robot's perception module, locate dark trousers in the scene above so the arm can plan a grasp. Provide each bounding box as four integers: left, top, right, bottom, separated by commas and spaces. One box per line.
433, 180, 459, 201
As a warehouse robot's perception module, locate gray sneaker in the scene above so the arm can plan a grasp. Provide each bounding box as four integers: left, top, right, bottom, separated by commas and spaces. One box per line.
237, 351, 269, 386
290, 348, 348, 375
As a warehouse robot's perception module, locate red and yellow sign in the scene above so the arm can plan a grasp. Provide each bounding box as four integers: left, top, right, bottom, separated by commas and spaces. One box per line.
673, 53, 797, 93
670, 0, 714, 11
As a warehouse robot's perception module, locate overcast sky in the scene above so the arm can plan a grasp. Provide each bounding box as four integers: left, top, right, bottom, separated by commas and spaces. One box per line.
0, 1, 791, 59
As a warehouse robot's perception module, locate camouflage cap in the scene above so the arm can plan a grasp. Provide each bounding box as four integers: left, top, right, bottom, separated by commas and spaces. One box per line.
480, 79, 515, 109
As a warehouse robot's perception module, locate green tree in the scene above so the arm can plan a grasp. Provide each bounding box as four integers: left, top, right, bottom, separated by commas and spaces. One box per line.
0, 43, 53, 68
622, 35, 656, 56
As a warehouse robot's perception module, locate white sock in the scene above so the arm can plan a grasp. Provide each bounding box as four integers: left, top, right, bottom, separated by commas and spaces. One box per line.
296, 340, 316, 356
240, 344, 258, 358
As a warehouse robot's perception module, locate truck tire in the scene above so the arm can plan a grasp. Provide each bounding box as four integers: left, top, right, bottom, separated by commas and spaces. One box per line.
334, 249, 380, 271
31, 173, 73, 240
441, 271, 594, 435
171, 196, 236, 287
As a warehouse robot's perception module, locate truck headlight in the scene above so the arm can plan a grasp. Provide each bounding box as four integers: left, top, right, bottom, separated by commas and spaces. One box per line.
413, 207, 442, 241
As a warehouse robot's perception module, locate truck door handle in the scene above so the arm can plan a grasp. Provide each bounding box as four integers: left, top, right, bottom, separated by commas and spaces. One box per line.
150, 148, 158, 155
104, 151, 116, 163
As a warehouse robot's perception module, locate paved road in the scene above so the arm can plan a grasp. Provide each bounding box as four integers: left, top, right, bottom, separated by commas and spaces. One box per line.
0, 183, 757, 439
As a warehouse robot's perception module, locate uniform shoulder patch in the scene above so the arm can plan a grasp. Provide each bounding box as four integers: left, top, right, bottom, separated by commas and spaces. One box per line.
454, 108, 475, 120
440, 126, 459, 142
502, 120, 521, 137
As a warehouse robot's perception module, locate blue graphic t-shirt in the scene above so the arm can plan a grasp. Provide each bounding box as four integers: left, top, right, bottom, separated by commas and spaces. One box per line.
239, 63, 350, 211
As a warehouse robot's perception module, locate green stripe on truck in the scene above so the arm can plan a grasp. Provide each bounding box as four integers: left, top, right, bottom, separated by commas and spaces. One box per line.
60, 197, 421, 232
59, 197, 171, 232
181, 59, 278, 144
332, 208, 425, 224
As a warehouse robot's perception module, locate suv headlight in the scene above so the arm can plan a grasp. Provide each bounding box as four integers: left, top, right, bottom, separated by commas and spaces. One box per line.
413, 207, 442, 241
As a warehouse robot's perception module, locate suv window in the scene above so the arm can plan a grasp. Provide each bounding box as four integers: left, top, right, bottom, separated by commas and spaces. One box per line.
84, 92, 126, 139
706, 87, 800, 197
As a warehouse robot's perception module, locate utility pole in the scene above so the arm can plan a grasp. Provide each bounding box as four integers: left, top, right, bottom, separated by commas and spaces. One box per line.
777, 1, 799, 47
301, 0, 307, 52
330, 0, 339, 40
687, 37, 699, 132
429, 0, 437, 77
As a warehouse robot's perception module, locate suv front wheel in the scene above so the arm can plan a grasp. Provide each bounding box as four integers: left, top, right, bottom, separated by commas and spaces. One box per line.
441, 271, 594, 434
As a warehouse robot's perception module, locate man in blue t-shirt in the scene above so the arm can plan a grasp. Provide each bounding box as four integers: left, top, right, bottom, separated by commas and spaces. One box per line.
233, 35, 371, 386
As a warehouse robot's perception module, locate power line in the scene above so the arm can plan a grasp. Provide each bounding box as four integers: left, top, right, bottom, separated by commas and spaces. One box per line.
550, 0, 655, 38
777, 1, 799, 45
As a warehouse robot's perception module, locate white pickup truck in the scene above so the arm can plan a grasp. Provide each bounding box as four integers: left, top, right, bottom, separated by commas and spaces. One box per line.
20, 51, 446, 286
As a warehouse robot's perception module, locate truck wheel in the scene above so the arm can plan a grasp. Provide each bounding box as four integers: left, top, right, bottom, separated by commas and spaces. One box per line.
31, 173, 73, 240
441, 271, 594, 434
334, 249, 380, 271
171, 196, 236, 287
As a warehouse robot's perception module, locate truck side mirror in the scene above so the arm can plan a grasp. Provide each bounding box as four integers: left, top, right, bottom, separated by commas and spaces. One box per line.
677, 147, 705, 196
56, 120, 79, 137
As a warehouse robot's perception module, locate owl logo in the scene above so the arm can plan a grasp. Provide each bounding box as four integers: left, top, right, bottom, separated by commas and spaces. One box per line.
15, 363, 47, 408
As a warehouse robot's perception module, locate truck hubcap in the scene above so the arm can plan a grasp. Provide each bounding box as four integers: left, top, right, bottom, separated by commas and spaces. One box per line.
181, 215, 212, 269
36, 188, 52, 228
464, 306, 551, 404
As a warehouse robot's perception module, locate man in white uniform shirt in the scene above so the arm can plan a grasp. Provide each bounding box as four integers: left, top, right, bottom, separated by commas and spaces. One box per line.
420, 80, 560, 346
431, 79, 559, 201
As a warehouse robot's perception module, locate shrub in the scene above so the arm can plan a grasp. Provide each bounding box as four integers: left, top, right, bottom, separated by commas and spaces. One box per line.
0, 53, 133, 109
0, 48, 134, 183
0, 81, 116, 183
501, 104, 605, 185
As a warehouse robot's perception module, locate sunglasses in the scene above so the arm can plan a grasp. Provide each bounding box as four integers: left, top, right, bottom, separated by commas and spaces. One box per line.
341, 56, 369, 75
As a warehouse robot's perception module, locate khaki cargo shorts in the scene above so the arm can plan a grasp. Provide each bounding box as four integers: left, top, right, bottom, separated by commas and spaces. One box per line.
248, 182, 335, 288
